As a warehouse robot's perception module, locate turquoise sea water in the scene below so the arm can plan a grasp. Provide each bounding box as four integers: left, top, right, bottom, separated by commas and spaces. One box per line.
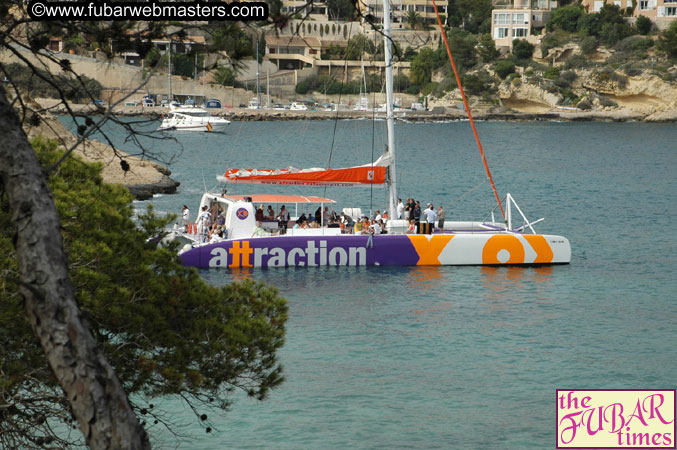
64, 118, 677, 449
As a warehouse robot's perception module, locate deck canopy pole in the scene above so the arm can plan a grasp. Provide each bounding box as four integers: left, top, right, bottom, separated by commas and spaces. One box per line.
383, 0, 398, 221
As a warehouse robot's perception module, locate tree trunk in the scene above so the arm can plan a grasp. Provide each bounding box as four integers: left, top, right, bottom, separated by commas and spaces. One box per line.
0, 89, 150, 449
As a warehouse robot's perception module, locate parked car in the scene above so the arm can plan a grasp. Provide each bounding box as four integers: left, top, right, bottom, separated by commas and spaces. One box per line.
90, 99, 105, 106
123, 101, 139, 107
142, 98, 155, 107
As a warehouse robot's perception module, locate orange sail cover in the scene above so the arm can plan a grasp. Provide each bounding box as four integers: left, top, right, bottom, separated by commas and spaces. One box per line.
218, 158, 389, 187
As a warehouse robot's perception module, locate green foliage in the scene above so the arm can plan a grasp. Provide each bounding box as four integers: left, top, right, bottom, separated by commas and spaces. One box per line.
657, 21, 677, 58
213, 66, 235, 86
402, 46, 418, 62
563, 53, 590, 70
577, 13, 602, 37
345, 34, 376, 60
421, 81, 439, 97
512, 39, 535, 59
326, 0, 355, 21
461, 74, 486, 96
544, 66, 560, 80
577, 97, 592, 110
410, 47, 436, 85
0, 138, 288, 445
540, 30, 575, 57
3, 62, 102, 101
580, 36, 598, 54
295, 72, 409, 95
212, 24, 254, 59
171, 52, 204, 78
446, 28, 478, 71
477, 34, 500, 62
406, 10, 422, 30
494, 60, 516, 79
548, 5, 584, 32
598, 3, 625, 26
452, 0, 492, 34
600, 21, 635, 46
636, 15, 652, 35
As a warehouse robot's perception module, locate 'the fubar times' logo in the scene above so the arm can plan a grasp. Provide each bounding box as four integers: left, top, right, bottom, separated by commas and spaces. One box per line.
556, 389, 676, 448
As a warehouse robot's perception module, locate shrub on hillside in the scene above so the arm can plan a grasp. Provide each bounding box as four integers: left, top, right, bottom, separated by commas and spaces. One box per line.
548, 5, 584, 32
657, 22, 677, 58
577, 98, 592, 110
494, 60, 516, 79
512, 39, 535, 59
580, 36, 598, 55
636, 15, 652, 35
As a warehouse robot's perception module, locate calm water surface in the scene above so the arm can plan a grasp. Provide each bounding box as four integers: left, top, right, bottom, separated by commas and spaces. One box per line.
65, 117, 677, 449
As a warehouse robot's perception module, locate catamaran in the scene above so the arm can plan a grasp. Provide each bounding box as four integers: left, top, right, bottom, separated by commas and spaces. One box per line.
170, 0, 571, 269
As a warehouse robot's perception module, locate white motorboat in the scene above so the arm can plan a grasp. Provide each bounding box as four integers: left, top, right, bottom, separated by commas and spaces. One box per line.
158, 106, 230, 132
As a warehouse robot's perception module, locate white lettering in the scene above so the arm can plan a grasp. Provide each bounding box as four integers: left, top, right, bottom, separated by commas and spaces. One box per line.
305, 241, 318, 266
319, 240, 327, 266
287, 248, 305, 266
209, 247, 228, 267
329, 247, 348, 266
268, 247, 285, 267
254, 247, 268, 267
349, 247, 366, 266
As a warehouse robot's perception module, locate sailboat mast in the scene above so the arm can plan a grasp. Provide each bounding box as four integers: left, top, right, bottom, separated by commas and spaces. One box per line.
383, 0, 397, 220
256, 36, 261, 109
168, 40, 172, 103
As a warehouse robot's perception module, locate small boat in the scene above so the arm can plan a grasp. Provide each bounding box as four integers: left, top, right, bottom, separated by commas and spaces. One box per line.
289, 102, 308, 111
158, 106, 230, 132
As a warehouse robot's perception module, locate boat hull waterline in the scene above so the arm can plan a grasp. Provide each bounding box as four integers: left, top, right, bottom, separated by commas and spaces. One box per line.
179, 233, 571, 268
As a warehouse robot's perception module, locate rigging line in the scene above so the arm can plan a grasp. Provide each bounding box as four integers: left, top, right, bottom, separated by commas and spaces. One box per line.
324, 24, 355, 199
326, 22, 355, 170
431, 0, 506, 220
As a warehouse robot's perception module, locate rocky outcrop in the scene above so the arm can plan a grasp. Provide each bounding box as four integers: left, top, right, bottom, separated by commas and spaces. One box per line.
577, 69, 677, 115
498, 81, 561, 112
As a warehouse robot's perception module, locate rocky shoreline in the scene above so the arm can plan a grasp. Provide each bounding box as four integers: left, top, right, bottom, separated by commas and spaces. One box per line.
24, 112, 180, 200
41, 100, 677, 123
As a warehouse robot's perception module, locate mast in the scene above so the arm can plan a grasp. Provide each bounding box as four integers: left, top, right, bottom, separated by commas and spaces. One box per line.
168, 40, 172, 103
256, 36, 261, 109
383, 0, 397, 220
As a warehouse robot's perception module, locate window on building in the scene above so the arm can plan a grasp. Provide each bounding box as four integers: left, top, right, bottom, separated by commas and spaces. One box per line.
638, 0, 649, 8
513, 28, 529, 37
666, 6, 677, 15
494, 13, 510, 25
512, 13, 528, 25
415, 5, 424, 11
494, 27, 510, 38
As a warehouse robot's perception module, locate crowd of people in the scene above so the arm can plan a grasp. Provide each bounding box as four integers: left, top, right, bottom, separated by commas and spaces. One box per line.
182, 197, 448, 242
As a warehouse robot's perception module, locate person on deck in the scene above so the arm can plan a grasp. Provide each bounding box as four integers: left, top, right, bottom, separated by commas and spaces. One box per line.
397, 198, 404, 219
437, 205, 446, 231
266, 205, 275, 220
182, 205, 190, 232
423, 203, 437, 234
277, 205, 290, 234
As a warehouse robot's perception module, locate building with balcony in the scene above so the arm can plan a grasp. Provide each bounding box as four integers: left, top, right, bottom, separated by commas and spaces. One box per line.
491, 0, 559, 49
580, 0, 677, 29
359, 0, 448, 26
281, 0, 329, 21
266, 36, 322, 70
